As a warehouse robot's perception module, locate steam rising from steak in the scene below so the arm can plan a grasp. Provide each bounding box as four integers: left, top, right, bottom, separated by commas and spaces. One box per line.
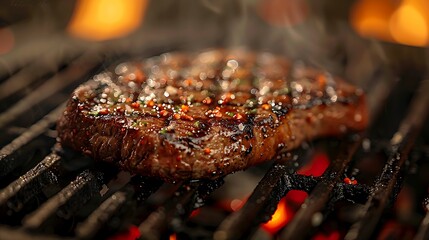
57, 49, 368, 181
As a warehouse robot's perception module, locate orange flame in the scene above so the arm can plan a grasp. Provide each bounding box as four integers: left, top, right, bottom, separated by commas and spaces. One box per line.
351, 0, 429, 47
389, 0, 429, 46
67, 0, 148, 41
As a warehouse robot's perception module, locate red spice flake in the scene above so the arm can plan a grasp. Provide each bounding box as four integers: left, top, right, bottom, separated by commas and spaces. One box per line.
184, 78, 193, 86
173, 113, 181, 120
205, 106, 222, 118
78, 106, 84, 110
233, 113, 243, 120
176, 155, 182, 161
204, 148, 211, 154
344, 177, 357, 185
131, 102, 140, 108
202, 97, 212, 105
221, 92, 234, 104
147, 100, 155, 107
160, 109, 169, 117
262, 104, 271, 110
212, 107, 222, 118
181, 105, 189, 112
116, 107, 124, 113
125, 97, 133, 103
99, 108, 109, 115
317, 74, 327, 87
181, 114, 194, 121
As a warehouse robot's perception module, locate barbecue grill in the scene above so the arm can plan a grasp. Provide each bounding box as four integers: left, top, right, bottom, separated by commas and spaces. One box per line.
1, 1, 429, 240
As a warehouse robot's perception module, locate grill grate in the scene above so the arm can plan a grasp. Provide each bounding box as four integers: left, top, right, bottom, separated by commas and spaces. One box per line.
345, 79, 429, 240
0, 51, 428, 240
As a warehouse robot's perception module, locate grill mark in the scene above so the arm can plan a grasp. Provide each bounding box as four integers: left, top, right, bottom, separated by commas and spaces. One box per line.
244, 114, 256, 140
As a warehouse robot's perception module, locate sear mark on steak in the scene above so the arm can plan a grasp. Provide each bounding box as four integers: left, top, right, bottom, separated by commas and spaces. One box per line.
57, 49, 368, 181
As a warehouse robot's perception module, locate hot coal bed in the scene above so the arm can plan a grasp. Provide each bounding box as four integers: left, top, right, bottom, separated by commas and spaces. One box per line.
1, 1, 429, 240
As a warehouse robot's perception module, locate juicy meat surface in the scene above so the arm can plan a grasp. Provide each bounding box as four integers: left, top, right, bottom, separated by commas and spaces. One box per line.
57, 49, 368, 181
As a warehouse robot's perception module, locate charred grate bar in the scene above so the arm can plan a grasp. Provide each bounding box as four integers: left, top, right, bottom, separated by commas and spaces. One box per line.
75, 191, 128, 239
0, 105, 65, 177
22, 169, 103, 230
279, 137, 365, 240
415, 192, 429, 240
0, 53, 100, 129
345, 79, 429, 240
0, 153, 61, 217
138, 179, 224, 240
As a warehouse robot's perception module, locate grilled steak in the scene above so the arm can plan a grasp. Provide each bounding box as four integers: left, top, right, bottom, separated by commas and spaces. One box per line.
57, 49, 368, 181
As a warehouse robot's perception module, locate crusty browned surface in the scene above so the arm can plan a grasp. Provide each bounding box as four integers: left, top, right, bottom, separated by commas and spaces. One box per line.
57, 49, 368, 181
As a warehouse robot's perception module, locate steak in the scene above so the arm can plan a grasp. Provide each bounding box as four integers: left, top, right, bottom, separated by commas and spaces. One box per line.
57, 49, 368, 181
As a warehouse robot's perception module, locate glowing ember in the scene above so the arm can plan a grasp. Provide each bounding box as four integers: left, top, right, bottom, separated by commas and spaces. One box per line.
286, 190, 308, 206
190, 208, 201, 218
298, 153, 330, 177
312, 231, 341, 240
262, 198, 292, 234
169, 233, 177, 240
108, 225, 140, 240
343, 177, 357, 185
67, 0, 148, 41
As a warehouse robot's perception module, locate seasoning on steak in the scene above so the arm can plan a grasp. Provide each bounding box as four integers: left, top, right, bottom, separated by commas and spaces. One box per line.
57, 49, 368, 181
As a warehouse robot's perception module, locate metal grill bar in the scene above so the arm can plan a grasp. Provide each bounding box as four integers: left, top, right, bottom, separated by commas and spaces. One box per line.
280, 137, 362, 240
75, 191, 127, 239
345, 79, 429, 240
0, 105, 64, 176
414, 193, 429, 240
138, 185, 197, 240
0, 51, 82, 101
75, 176, 163, 239
139, 179, 223, 240
0, 153, 61, 213
22, 170, 102, 230
0, 53, 100, 129
214, 153, 305, 240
